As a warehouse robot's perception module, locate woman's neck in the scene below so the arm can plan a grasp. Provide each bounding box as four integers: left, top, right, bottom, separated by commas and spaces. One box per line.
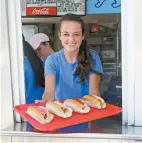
64, 49, 79, 64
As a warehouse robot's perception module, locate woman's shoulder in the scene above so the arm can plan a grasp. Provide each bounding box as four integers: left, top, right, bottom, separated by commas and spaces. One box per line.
89, 49, 99, 55
24, 56, 30, 66
24, 56, 31, 66
89, 49, 100, 59
45, 49, 63, 62
24, 57, 32, 71
44, 49, 63, 73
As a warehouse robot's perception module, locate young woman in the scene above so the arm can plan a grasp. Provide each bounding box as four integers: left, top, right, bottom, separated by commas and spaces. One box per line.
23, 33, 54, 104
42, 14, 103, 132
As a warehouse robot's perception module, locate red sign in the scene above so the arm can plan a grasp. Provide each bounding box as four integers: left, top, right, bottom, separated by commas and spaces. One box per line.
26, 7, 57, 16
91, 24, 99, 33
21, 0, 86, 16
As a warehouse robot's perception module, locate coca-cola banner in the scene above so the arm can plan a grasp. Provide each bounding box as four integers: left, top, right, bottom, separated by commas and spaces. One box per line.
21, 0, 86, 16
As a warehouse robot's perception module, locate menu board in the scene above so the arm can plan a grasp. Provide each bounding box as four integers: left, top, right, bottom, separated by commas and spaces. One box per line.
21, 0, 86, 16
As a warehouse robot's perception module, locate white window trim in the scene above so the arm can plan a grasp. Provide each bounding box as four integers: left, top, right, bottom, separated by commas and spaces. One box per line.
6, 0, 25, 122
121, 0, 142, 126
121, 0, 135, 125
133, 1, 142, 126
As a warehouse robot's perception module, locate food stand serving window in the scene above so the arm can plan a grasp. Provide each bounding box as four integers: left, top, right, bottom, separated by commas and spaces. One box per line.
3, 0, 142, 128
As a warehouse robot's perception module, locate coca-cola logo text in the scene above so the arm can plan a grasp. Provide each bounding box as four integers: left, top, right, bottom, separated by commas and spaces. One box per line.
32, 8, 49, 15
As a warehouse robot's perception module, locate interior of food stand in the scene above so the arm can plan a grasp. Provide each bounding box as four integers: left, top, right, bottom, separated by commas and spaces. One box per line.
19, 13, 122, 125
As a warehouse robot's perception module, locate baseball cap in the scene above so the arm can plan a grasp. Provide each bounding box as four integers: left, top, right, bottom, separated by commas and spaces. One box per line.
30, 33, 50, 50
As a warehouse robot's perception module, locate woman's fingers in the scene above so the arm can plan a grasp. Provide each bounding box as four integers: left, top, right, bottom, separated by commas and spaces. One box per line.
35, 100, 45, 103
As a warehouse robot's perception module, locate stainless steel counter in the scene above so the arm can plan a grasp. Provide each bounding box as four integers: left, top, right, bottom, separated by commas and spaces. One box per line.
1, 117, 142, 140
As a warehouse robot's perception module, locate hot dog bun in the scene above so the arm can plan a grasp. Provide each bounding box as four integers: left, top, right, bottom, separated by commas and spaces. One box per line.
26, 106, 53, 124
82, 95, 106, 109
46, 101, 72, 118
64, 99, 90, 113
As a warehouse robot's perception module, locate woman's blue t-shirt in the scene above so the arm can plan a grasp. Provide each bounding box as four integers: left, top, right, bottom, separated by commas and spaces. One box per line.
45, 49, 103, 100
44, 49, 103, 132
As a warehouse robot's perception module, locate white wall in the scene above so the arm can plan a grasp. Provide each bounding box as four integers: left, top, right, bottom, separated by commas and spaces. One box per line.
1, 136, 137, 143
121, 0, 142, 126
133, 0, 142, 126
0, 0, 14, 129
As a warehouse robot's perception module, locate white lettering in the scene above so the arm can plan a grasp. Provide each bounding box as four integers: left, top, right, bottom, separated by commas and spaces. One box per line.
32, 8, 49, 15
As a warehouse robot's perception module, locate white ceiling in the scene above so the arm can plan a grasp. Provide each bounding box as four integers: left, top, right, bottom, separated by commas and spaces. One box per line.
22, 14, 121, 24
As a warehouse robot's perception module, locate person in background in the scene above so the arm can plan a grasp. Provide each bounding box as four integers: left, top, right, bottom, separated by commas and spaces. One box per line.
30, 33, 54, 62
42, 14, 103, 132
23, 33, 54, 104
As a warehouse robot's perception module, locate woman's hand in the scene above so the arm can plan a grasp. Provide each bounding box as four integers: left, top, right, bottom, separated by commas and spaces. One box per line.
35, 100, 45, 103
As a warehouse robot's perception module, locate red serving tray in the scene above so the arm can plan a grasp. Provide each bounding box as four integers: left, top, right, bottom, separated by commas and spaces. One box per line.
14, 101, 122, 131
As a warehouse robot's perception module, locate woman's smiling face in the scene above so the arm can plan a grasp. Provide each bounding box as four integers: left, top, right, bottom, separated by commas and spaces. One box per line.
59, 21, 84, 52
